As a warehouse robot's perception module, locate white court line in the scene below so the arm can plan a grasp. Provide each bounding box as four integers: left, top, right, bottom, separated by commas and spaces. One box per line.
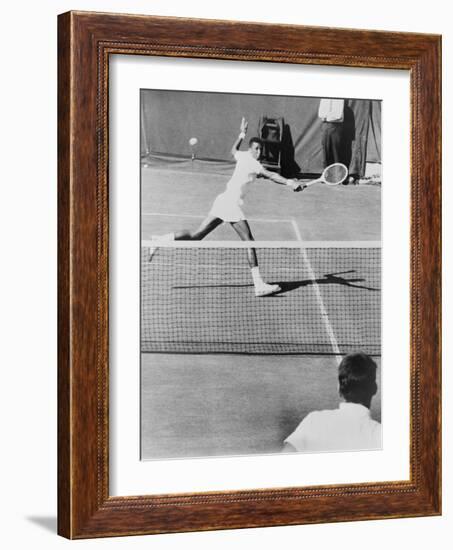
142, 167, 231, 178
291, 220, 343, 364
142, 212, 292, 224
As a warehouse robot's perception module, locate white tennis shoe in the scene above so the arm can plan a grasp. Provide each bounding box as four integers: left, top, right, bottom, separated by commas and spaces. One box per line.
148, 233, 174, 261
254, 283, 281, 297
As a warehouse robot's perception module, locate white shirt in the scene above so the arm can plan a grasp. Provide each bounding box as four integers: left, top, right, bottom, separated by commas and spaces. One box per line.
284, 402, 381, 452
318, 98, 345, 123
223, 150, 264, 203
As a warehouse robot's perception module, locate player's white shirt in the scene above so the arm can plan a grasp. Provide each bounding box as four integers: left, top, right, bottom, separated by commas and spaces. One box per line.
284, 402, 381, 452
224, 150, 265, 203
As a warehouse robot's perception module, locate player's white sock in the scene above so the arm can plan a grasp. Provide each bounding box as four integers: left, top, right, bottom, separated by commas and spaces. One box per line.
251, 267, 281, 296
148, 233, 175, 261
251, 267, 264, 287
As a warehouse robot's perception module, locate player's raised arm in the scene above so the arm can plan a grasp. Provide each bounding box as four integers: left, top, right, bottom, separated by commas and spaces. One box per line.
260, 167, 305, 192
230, 117, 248, 157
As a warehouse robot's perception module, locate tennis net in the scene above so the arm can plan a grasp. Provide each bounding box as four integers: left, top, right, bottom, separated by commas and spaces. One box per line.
141, 242, 381, 356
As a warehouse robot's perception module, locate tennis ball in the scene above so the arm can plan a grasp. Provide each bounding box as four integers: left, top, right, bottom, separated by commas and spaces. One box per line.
189, 137, 198, 146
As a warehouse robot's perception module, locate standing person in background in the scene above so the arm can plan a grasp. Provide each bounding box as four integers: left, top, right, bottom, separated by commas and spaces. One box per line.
318, 98, 345, 168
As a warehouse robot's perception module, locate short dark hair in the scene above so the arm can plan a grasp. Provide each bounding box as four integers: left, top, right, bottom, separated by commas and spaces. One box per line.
249, 137, 263, 148
338, 352, 377, 405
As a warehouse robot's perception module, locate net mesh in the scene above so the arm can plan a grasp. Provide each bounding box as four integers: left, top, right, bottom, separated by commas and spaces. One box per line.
141, 246, 381, 356
324, 163, 348, 184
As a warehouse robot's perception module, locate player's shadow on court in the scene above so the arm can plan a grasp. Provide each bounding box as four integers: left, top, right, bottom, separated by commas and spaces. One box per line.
273, 270, 380, 296
173, 271, 380, 294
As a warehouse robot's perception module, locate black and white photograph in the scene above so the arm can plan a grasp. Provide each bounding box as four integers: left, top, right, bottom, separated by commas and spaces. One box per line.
140, 89, 382, 460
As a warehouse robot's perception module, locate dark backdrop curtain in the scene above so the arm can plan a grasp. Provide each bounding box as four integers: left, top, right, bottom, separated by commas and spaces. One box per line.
141, 90, 381, 177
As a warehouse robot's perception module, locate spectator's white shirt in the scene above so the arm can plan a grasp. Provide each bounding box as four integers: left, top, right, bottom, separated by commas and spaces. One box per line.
318, 98, 345, 123
224, 150, 264, 203
284, 402, 381, 452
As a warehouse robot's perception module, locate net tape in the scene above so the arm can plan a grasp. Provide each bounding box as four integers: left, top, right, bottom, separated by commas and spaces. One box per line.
141, 245, 381, 356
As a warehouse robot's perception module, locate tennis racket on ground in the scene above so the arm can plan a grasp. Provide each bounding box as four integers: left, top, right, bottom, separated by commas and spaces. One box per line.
293, 163, 348, 191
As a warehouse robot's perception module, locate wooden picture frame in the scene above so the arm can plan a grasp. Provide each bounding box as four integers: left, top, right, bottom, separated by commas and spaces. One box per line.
58, 11, 441, 539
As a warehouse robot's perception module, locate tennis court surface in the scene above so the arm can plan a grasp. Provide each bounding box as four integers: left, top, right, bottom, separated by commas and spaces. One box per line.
140, 243, 381, 459
141, 165, 381, 241
140, 164, 381, 460
141, 354, 381, 459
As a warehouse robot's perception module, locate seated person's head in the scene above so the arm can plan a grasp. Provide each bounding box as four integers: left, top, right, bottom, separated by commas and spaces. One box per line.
338, 352, 378, 408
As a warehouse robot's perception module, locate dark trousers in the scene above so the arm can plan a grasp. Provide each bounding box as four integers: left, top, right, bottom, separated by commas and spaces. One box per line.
321, 122, 343, 167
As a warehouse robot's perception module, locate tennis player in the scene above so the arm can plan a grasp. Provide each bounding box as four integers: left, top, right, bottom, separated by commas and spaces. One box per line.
151, 117, 304, 297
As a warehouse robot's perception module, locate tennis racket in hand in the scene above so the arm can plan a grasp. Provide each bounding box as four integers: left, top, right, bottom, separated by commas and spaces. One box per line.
294, 163, 349, 191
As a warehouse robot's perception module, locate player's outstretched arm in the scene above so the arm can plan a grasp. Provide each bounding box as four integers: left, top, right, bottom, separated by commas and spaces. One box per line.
261, 168, 305, 191
230, 117, 248, 157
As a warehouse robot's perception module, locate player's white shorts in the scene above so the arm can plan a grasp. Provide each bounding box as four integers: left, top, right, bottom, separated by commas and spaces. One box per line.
208, 192, 245, 222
